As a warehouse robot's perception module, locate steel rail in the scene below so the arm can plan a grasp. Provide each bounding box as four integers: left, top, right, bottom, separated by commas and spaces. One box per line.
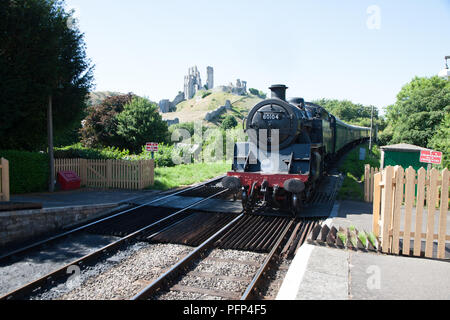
0, 188, 229, 300
241, 219, 295, 300
132, 213, 245, 300
0, 176, 225, 262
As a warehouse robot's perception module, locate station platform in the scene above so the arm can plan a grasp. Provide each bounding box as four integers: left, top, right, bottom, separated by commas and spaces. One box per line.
10, 189, 160, 209
277, 200, 450, 300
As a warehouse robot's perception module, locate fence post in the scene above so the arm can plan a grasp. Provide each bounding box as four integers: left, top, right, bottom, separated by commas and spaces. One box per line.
1, 158, 10, 202
402, 167, 415, 256
372, 172, 382, 237
80, 159, 87, 187
425, 168, 439, 258
364, 165, 370, 202
106, 160, 112, 189
437, 169, 449, 259
392, 166, 404, 255
380, 166, 394, 253
413, 168, 426, 257
369, 167, 374, 202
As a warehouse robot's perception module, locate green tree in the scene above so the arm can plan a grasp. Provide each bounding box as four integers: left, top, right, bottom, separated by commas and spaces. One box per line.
0, 0, 94, 151
384, 76, 450, 148
429, 113, 450, 169
313, 99, 381, 127
221, 115, 238, 130
80, 93, 134, 148
116, 97, 169, 153
249, 88, 267, 99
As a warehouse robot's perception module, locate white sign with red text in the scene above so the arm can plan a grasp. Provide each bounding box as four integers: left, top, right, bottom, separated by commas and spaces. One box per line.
420, 150, 442, 165
146, 142, 159, 152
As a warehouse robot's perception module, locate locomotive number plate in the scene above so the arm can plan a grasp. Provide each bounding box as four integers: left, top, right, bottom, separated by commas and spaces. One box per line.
262, 113, 281, 120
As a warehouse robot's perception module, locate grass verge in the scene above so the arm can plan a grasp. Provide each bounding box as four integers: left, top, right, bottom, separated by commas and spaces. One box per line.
149, 162, 230, 190
338, 143, 380, 201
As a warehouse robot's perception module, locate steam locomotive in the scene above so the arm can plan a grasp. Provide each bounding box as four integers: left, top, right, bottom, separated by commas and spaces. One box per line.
222, 84, 370, 216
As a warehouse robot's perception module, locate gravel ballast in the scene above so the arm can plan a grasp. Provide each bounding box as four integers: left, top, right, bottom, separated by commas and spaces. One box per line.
157, 249, 267, 300
0, 233, 118, 297
44, 243, 193, 300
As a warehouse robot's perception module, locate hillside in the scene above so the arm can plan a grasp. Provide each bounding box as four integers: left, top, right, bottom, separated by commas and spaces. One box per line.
161, 90, 263, 126
88, 91, 125, 106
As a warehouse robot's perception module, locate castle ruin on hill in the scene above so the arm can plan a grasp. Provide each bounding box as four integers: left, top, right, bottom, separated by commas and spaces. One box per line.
159, 65, 248, 115
184, 66, 203, 100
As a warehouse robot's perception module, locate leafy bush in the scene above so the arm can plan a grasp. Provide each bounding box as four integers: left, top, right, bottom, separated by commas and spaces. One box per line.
0, 150, 49, 194
116, 97, 169, 153
429, 113, 450, 169
169, 122, 196, 138
249, 88, 267, 99
202, 91, 212, 99
221, 115, 238, 130
54, 143, 129, 160
122, 144, 177, 167
80, 93, 135, 149
338, 144, 380, 200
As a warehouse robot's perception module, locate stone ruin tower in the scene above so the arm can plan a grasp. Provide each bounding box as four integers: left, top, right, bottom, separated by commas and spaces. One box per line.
206, 66, 214, 90
184, 66, 202, 99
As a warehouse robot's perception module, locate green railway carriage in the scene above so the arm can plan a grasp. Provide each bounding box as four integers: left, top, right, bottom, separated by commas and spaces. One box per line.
333, 118, 370, 153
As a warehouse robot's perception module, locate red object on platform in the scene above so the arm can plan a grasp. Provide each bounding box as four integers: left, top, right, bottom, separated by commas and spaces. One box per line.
57, 171, 81, 191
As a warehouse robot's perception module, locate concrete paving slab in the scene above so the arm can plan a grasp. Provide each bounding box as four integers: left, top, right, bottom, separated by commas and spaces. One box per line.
334, 200, 373, 231
349, 251, 450, 300
294, 246, 349, 300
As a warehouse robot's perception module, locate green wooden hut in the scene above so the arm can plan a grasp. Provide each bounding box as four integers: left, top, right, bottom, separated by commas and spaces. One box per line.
380, 144, 432, 171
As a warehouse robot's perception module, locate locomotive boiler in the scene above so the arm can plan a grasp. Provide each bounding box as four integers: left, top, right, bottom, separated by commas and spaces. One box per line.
222, 84, 370, 216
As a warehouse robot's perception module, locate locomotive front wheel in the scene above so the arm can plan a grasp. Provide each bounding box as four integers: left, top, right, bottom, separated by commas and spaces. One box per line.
291, 193, 303, 217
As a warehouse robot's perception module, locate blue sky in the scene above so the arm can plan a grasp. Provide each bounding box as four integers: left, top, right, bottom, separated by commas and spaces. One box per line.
66, 0, 450, 113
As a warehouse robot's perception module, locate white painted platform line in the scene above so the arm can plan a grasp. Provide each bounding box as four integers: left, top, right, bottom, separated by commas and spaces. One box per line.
276, 243, 315, 300
323, 202, 340, 227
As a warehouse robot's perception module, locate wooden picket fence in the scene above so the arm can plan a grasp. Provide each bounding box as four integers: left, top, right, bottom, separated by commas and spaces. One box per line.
372, 166, 449, 260
0, 158, 10, 201
55, 159, 154, 190
364, 165, 380, 202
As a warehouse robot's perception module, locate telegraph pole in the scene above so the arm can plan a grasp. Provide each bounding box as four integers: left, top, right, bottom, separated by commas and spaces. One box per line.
369, 105, 374, 152
48, 94, 55, 192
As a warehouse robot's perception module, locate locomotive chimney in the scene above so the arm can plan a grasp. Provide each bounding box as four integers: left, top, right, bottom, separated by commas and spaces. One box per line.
269, 84, 288, 101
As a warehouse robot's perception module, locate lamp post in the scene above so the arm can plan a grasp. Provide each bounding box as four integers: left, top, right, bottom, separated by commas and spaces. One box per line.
438, 56, 450, 79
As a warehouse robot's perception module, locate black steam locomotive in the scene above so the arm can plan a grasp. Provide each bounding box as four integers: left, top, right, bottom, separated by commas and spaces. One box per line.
222, 84, 370, 216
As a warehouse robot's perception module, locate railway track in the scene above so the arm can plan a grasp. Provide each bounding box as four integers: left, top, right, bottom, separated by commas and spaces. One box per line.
132, 215, 320, 301
0, 176, 226, 263
0, 177, 230, 300
1, 175, 324, 300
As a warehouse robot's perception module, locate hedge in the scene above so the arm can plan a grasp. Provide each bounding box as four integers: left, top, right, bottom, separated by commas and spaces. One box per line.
0, 150, 49, 194
54, 143, 130, 160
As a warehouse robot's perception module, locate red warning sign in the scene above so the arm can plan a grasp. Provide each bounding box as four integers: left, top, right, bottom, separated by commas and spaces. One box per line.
146, 142, 159, 152
419, 150, 442, 164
